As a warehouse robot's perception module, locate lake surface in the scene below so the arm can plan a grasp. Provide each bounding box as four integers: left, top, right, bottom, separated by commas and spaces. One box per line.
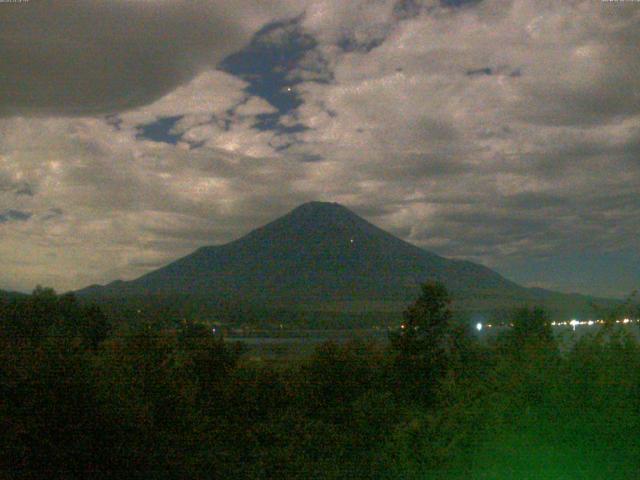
226, 324, 640, 358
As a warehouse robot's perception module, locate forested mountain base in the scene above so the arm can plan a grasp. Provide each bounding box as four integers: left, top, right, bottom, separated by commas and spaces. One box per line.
1, 286, 639, 479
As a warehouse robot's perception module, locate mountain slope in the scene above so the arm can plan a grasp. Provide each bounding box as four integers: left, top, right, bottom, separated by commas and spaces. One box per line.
77, 202, 605, 316
79, 202, 520, 298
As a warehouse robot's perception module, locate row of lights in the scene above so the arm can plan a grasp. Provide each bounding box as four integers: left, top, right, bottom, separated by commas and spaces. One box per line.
558, 318, 639, 331
475, 318, 639, 332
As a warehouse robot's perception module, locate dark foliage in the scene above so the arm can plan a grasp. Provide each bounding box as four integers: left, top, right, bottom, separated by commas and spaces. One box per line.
389, 282, 463, 402
2, 286, 640, 478
1, 286, 111, 348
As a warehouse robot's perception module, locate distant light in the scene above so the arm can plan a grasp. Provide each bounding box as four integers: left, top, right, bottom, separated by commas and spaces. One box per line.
570, 319, 579, 331
286, 86, 292, 92
212, 327, 216, 335
476, 322, 483, 331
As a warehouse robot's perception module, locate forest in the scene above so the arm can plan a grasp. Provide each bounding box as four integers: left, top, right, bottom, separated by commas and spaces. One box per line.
2, 284, 640, 479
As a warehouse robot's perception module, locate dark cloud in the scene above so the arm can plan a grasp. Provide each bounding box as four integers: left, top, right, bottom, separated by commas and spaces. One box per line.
366, 154, 469, 181
502, 192, 566, 210
128, 259, 169, 269
441, 0, 482, 6
42, 208, 64, 221
437, 210, 550, 239
296, 153, 325, 163
515, 18, 640, 127
393, 0, 423, 20
15, 183, 35, 196
466, 67, 492, 76
0, 209, 32, 223
338, 36, 386, 53
0, 177, 33, 196
0, 0, 297, 116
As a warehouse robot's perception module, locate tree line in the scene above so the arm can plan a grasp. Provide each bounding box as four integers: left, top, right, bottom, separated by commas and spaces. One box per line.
1, 283, 639, 478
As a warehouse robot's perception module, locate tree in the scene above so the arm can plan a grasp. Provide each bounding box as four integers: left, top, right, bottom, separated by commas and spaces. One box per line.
390, 281, 456, 401
79, 305, 111, 349
509, 306, 554, 349
592, 290, 639, 329
492, 307, 558, 411
392, 281, 453, 354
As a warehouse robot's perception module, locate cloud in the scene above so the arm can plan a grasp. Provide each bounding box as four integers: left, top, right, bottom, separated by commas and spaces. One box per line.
279, 0, 640, 294
0, 0, 304, 116
0, 82, 316, 290
1, 0, 639, 297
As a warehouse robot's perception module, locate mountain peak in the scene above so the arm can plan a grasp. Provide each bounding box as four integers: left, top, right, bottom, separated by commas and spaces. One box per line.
75, 200, 606, 318
261, 201, 367, 233
263, 201, 382, 241
288, 201, 352, 217
296, 201, 342, 209
77, 200, 532, 307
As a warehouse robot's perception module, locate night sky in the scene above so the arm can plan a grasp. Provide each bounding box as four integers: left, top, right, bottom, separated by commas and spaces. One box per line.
1, 0, 639, 298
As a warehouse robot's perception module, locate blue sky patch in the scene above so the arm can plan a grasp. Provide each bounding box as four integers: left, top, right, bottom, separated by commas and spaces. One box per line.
220, 18, 317, 118
253, 112, 308, 134
338, 36, 385, 53
136, 115, 183, 145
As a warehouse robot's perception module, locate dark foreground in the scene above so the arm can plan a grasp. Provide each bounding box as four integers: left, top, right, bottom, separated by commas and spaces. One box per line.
1, 286, 640, 479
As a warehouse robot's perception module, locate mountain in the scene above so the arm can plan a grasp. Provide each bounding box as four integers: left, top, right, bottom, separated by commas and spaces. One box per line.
77, 202, 606, 318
